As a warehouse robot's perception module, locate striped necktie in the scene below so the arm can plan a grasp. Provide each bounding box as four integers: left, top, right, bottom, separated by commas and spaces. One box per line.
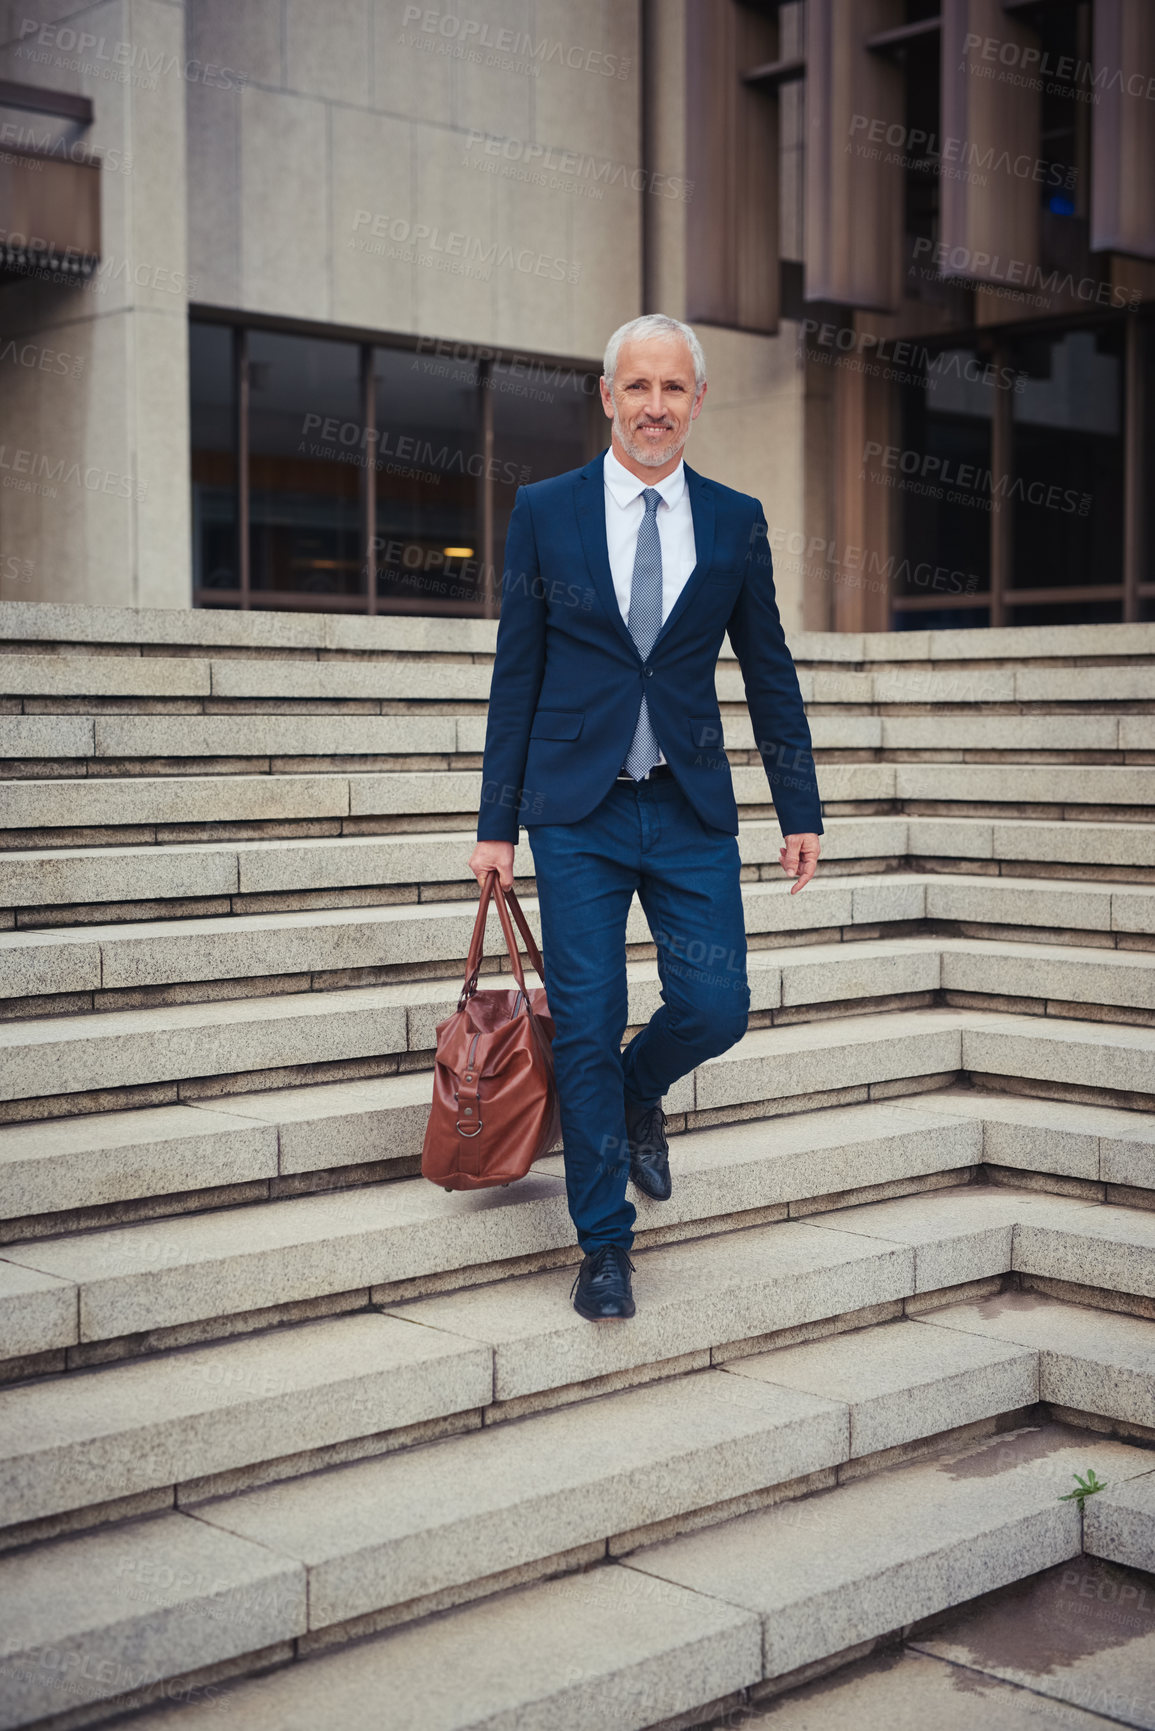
623, 487, 663, 780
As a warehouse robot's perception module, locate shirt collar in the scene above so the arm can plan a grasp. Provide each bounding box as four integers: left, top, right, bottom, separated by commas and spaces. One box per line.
602, 442, 686, 513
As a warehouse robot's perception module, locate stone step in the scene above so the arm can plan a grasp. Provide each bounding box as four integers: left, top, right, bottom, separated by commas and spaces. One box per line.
382, 1186, 1152, 1409
9, 1225, 1149, 1564
0, 1091, 971, 1352
0, 980, 412, 1105
906, 1558, 1155, 1731
2, 872, 1152, 1003
4, 1069, 1153, 1232
3, 982, 1153, 1199
905, 1087, 1155, 1187
5, 1300, 1149, 1725
1, 815, 1150, 917
453, 712, 1140, 755
0, 1505, 307, 1731
8, 1417, 1151, 1731
0, 1309, 492, 1530
914, 1290, 1155, 1433
2, 971, 1153, 1144
4, 648, 1154, 708
697, 1008, 1155, 1115
0, 1530, 753, 1731
700, 1643, 1139, 1731
1082, 1466, 1155, 1575
2, 1119, 1151, 1365
2, 711, 1149, 769
4, 761, 1154, 839
0, 713, 459, 761
622, 1421, 1154, 1688
863, 814, 1155, 870
876, 663, 1155, 704
4, 598, 1155, 663
0, 597, 498, 656
0, 878, 927, 1001
0, 651, 494, 702
181, 1341, 998, 1638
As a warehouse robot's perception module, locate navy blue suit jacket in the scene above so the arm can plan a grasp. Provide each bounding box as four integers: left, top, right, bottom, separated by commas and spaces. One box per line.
476, 451, 822, 845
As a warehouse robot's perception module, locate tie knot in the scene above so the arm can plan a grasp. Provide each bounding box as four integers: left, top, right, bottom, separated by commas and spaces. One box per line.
642, 488, 661, 516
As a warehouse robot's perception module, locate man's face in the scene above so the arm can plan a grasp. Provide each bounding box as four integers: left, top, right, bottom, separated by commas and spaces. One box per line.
600, 334, 706, 469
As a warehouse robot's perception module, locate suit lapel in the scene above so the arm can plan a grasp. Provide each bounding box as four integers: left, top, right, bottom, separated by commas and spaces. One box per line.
650, 462, 716, 653
575, 454, 718, 660
575, 454, 640, 660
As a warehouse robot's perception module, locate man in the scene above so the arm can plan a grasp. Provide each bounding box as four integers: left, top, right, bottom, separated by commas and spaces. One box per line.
468, 313, 822, 1321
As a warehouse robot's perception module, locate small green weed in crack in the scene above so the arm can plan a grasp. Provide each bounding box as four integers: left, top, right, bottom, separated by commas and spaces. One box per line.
1059, 1468, 1108, 1509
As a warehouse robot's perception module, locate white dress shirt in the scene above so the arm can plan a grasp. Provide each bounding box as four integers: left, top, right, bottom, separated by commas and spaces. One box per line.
602, 443, 697, 627
603, 445, 697, 768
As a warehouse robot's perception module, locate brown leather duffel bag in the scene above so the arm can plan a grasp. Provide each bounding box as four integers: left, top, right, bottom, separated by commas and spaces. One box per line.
421, 867, 561, 1191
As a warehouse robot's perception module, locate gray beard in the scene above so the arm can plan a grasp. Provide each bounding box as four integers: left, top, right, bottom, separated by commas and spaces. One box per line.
612, 408, 688, 469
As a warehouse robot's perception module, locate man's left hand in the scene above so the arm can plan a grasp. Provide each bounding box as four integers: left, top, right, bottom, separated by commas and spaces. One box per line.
779, 832, 821, 894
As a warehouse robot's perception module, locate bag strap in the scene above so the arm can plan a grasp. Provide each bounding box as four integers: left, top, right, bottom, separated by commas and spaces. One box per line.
501, 883, 547, 981
458, 869, 497, 1007
458, 869, 547, 1009
490, 877, 529, 997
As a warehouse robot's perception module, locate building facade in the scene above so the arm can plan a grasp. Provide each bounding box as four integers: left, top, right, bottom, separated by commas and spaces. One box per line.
0, 0, 1152, 634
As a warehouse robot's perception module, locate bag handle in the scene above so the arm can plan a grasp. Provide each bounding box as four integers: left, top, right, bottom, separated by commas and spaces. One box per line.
457, 869, 546, 1009
501, 881, 547, 982
458, 869, 497, 1007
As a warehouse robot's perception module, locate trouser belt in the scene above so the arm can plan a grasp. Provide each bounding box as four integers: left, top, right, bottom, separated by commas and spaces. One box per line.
616, 763, 674, 782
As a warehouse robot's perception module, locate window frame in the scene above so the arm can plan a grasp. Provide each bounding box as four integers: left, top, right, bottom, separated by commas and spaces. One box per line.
189, 308, 605, 618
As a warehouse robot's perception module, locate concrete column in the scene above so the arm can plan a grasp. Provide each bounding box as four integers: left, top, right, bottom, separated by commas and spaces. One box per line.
0, 0, 190, 610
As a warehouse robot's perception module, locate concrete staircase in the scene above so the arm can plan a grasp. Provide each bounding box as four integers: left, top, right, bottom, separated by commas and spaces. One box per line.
0, 600, 1152, 1731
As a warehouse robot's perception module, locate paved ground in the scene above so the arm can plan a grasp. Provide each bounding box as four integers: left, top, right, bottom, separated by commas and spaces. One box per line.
709, 1556, 1155, 1729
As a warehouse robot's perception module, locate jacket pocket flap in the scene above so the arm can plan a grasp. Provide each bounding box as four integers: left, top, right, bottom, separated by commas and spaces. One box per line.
530, 708, 584, 741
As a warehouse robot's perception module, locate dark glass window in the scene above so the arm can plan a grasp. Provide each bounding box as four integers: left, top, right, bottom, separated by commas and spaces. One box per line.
372, 346, 480, 612
491, 357, 600, 581
1036, 0, 1089, 218
893, 347, 992, 629
902, 18, 940, 253
1142, 317, 1155, 624
247, 331, 363, 606
1008, 326, 1124, 620
189, 320, 597, 615
189, 323, 236, 594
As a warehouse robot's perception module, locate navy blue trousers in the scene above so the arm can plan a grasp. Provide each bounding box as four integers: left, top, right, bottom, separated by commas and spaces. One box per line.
527, 774, 750, 1252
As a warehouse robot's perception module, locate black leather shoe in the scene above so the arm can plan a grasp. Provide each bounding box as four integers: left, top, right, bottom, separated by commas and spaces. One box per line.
625, 1098, 672, 1201
571, 1244, 636, 1320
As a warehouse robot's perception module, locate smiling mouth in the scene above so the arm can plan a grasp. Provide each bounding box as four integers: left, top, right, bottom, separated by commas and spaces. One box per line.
637, 423, 673, 435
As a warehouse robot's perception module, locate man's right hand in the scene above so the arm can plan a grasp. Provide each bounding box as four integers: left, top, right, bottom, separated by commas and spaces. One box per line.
468, 840, 515, 889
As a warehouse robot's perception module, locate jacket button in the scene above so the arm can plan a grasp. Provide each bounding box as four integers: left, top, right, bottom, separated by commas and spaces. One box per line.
644, 666, 654, 678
